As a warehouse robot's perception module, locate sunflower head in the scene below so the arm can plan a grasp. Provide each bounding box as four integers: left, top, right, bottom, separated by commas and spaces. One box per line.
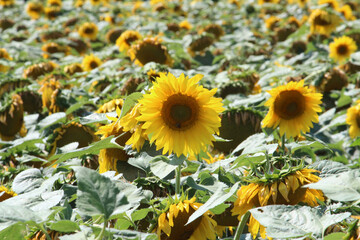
67, 38, 88, 55
0, 78, 30, 97
265, 16, 280, 30
64, 63, 83, 75
187, 35, 214, 57
0, 94, 27, 141
167, 23, 180, 33
40, 31, 65, 42
0, 185, 17, 202
0, 0, 14, 7
318, 0, 338, 9
262, 80, 323, 139
199, 24, 225, 40
137, 72, 224, 157
338, 5, 356, 21
41, 42, 69, 58
308, 9, 341, 36
0, 48, 12, 72
120, 76, 145, 95
329, 36, 357, 64
157, 197, 217, 240
18, 90, 43, 114
346, 100, 360, 139
38, 77, 62, 113
82, 54, 102, 71
78, 22, 98, 40
26, 2, 44, 19
0, 18, 14, 30
115, 30, 142, 52
44, 6, 61, 20
318, 67, 348, 92
105, 29, 123, 44
179, 20, 192, 30
290, 40, 307, 54
96, 98, 124, 114
128, 37, 173, 67
47, 0, 62, 7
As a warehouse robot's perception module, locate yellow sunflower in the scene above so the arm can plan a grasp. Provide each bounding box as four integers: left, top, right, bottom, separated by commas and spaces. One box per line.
41, 42, 69, 58
115, 30, 142, 52
47, 0, 62, 7
258, 0, 280, 4
26, 2, 44, 19
346, 100, 360, 139
64, 63, 83, 75
44, 6, 61, 20
318, 0, 339, 9
337, 5, 356, 21
308, 9, 341, 36
157, 197, 217, 240
128, 37, 173, 67
329, 36, 357, 64
137, 72, 224, 157
23, 62, 57, 79
262, 80, 322, 139
82, 54, 102, 71
179, 20, 192, 30
265, 16, 280, 30
296, 0, 308, 7
199, 24, 225, 40
232, 168, 324, 239
96, 99, 124, 114
0, 48, 12, 72
0, 0, 14, 7
0, 185, 17, 202
78, 22, 98, 40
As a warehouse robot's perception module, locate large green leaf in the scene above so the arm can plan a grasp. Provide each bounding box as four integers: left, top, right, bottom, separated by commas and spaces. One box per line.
306, 170, 360, 202
74, 167, 131, 219
149, 155, 186, 179
250, 205, 350, 239
12, 168, 44, 194
119, 92, 143, 119
49, 220, 80, 233
0, 222, 27, 240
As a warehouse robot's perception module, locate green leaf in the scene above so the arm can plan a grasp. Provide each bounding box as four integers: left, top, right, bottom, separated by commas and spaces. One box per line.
74, 167, 130, 219
250, 205, 350, 239
186, 182, 239, 225
38, 112, 66, 129
150, 156, 178, 179
0, 222, 27, 240
119, 92, 143, 119
12, 168, 44, 194
306, 170, 360, 202
232, 154, 265, 169
324, 232, 347, 240
131, 208, 151, 222
65, 101, 94, 115
49, 220, 80, 233
58, 232, 88, 240
80, 112, 110, 125
350, 137, 360, 147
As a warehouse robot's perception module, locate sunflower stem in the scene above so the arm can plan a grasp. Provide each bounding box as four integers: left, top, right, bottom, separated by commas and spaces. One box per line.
234, 211, 250, 240
281, 134, 286, 156
175, 164, 182, 196
96, 217, 107, 240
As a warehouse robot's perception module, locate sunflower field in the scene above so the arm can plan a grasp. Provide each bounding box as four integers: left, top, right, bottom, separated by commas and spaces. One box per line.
1, 0, 360, 239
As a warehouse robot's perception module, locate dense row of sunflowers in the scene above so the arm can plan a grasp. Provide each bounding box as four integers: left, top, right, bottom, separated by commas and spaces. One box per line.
1, 0, 360, 239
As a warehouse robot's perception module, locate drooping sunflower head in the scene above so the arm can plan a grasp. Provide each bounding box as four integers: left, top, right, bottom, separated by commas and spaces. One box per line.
318, 0, 338, 9
0, 78, 30, 98
44, 6, 61, 20
0, 48, 12, 72
115, 30, 142, 52
17, 89, 43, 114
199, 24, 225, 40
96, 98, 124, 114
346, 100, 360, 139
329, 36, 357, 63
265, 16, 280, 30
26, 2, 44, 19
47, 0, 62, 7
157, 197, 217, 240
78, 22, 98, 40
137, 72, 224, 157
0, 0, 14, 7
128, 37, 173, 67
308, 9, 341, 36
318, 67, 348, 92
187, 35, 214, 57
338, 5, 356, 21
82, 54, 102, 71
67, 38, 88, 55
179, 20, 192, 30
262, 80, 323, 139
40, 30, 65, 42
258, 0, 280, 5
41, 42, 69, 58
105, 29, 123, 44
0, 185, 17, 202
64, 63, 83, 75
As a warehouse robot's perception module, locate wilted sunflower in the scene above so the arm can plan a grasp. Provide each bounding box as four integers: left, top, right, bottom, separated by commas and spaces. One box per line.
0, 185, 17, 202
0, 94, 27, 141
137, 72, 224, 157
262, 80, 322, 139
41, 42, 69, 58
82, 54, 102, 71
64, 63, 83, 75
78, 22, 98, 40
157, 197, 217, 240
96, 98, 123, 114
187, 35, 214, 57
44, 6, 61, 20
115, 30, 142, 52
23, 62, 57, 79
26, 2, 44, 19
47, 0, 62, 7
0, 48, 12, 72
128, 37, 173, 67
346, 100, 360, 139
308, 9, 340, 36
329, 36, 357, 63
38, 78, 61, 113
199, 24, 225, 40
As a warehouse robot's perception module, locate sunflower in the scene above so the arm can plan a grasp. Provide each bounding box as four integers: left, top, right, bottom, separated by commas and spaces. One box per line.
78, 22, 98, 40
265, 16, 280, 30
18, 90, 42, 114
179, 20, 192, 30
258, 0, 280, 4
187, 35, 214, 57
137, 72, 224, 157
157, 197, 217, 240
232, 167, 324, 239
199, 24, 225, 40
47, 0, 62, 7
41, 42, 69, 58
96, 99, 124, 114
338, 5, 356, 20
0, 48, 12, 72
44, 6, 61, 20
308, 9, 341, 36
23, 62, 57, 79
38, 78, 61, 113
90, 0, 101, 5
82, 54, 102, 71
64, 63, 83, 75
26, 2, 44, 19
329, 36, 357, 64
262, 80, 322, 139
346, 100, 360, 139
128, 37, 173, 67
115, 30, 142, 52
147, 69, 161, 82
0, 185, 17, 202
105, 29, 123, 44
318, 0, 338, 9
0, 0, 14, 7
296, 0, 308, 7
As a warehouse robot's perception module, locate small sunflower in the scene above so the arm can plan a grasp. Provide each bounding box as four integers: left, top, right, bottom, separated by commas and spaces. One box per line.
78, 22, 98, 40
64, 63, 83, 75
128, 37, 173, 67
338, 5, 356, 21
232, 165, 324, 239
41, 42, 69, 58
199, 24, 225, 40
26, 2, 44, 19
47, 0, 62, 7
318, 0, 338, 9
179, 20, 192, 30
157, 197, 217, 240
0, 0, 14, 7
105, 29, 123, 44
346, 100, 360, 139
115, 30, 142, 52
258, 0, 280, 4
147, 69, 161, 82
0, 185, 17, 202
23, 61, 57, 79
187, 35, 214, 57
262, 80, 323, 139
265, 16, 280, 30
82, 54, 102, 71
96, 98, 124, 114
44, 6, 61, 20
38, 78, 61, 113
0, 48, 12, 72
329, 36, 357, 63
308, 9, 340, 36
137, 72, 224, 157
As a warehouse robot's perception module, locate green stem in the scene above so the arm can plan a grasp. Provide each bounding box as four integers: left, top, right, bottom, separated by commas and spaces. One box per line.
281, 134, 286, 156
96, 218, 107, 240
175, 164, 181, 195
234, 211, 251, 240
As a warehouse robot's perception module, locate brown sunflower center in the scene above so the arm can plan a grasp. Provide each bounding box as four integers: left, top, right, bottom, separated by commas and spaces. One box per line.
84, 27, 94, 34
274, 90, 305, 120
30, 5, 42, 12
336, 44, 349, 55
135, 42, 167, 65
356, 114, 360, 129
161, 94, 199, 131
89, 60, 99, 69
313, 15, 331, 26
124, 35, 139, 46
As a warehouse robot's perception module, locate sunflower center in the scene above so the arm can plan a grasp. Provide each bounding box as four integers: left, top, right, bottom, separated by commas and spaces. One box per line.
274, 90, 305, 120
313, 15, 331, 26
356, 114, 360, 129
135, 42, 167, 65
336, 44, 349, 55
90, 60, 98, 69
161, 94, 199, 131
84, 27, 94, 34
